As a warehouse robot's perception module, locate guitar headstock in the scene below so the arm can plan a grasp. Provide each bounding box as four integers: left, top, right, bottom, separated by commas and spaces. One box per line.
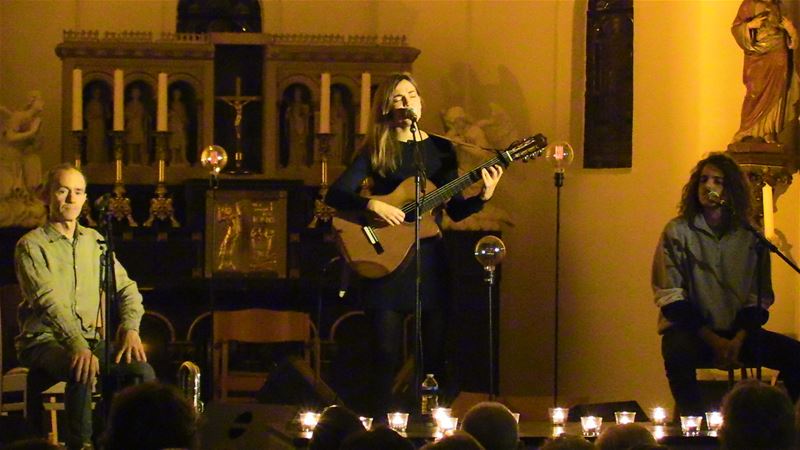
503, 133, 548, 163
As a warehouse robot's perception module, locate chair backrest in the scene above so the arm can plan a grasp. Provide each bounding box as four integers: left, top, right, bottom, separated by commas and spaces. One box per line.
0, 284, 24, 375
213, 308, 310, 344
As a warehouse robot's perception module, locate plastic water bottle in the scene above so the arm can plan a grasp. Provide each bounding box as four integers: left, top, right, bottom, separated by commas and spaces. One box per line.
420, 373, 439, 415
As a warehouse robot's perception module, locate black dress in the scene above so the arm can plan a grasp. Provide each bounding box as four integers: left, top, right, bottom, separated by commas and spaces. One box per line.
325, 135, 485, 311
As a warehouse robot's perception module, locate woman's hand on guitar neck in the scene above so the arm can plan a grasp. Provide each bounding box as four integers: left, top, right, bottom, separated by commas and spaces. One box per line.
480, 164, 504, 200
367, 199, 406, 226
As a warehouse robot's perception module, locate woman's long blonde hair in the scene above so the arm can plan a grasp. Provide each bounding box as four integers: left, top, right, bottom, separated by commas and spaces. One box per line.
361, 72, 422, 176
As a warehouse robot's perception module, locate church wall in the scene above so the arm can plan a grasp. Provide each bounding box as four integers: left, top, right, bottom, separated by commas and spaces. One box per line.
2, 0, 799, 418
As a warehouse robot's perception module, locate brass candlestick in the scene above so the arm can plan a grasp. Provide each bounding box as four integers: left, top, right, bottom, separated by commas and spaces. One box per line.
144, 131, 180, 227
310, 132, 335, 227
101, 131, 138, 227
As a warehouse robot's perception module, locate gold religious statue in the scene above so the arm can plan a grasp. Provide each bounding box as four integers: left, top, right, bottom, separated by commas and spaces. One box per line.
216, 202, 242, 271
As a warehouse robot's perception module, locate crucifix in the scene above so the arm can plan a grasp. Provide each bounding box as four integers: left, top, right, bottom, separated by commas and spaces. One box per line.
216, 76, 261, 174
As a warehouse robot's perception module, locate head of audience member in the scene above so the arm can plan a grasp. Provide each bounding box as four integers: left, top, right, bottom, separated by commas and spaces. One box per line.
102, 381, 199, 450
460, 401, 519, 450
421, 431, 486, 450
595, 423, 656, 450
2, 439, 62, 450
538, 434, 595, 450
308, 405, 365, 450
339, 425, 414, 450
720, 379, 795, 450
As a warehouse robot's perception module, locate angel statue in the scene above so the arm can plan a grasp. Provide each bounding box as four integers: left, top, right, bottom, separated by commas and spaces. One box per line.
0, 91, 47, 227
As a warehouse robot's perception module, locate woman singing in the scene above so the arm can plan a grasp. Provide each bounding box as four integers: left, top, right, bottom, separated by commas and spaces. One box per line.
325, 73, 504, 416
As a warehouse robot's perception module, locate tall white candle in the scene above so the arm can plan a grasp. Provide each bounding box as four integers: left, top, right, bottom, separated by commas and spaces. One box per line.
359, 72, 371, 134
72, 69, 83, 131
319, 72, 331, 134
157, 72, 168, 132
762, 183, 775, 239
113, 69, 124, 131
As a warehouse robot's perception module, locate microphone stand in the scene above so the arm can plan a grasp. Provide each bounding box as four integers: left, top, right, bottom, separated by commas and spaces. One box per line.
409, 115, 426, 415
719, 194, 800, 379
741, 219, 800, 379
99, 205, 119, 424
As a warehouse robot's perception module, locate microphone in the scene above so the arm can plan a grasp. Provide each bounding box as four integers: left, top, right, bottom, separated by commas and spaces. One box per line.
388, 107, 418, 122
707, 190, 727, 206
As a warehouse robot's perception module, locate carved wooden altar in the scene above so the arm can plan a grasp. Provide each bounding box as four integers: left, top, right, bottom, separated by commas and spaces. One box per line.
56, 31, 420, 188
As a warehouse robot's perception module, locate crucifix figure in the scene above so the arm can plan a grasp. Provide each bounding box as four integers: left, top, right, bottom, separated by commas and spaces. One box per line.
217, 76, 261, 174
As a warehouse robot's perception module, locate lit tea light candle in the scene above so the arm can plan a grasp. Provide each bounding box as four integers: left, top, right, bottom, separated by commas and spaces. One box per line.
705, 411, 723, 431
651, 407, 667, 426
359, 416, 373, 430
549, 407, 569, 426
387, 412, 409, 433
432, 407, 452, 422
652, 425, 666, 441
615, 411, 636, 425
436, 416, 458, 435
299, 412, 320, 432
680, 416, 702, 435
581, 416, 602, 436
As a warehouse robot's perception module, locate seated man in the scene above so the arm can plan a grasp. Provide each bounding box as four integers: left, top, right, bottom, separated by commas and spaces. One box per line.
652, 153, 800, 416
14, 163, 155, 450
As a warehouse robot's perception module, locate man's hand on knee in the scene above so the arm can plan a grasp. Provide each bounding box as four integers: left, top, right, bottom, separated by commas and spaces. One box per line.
115, 329, 147, 364
71, 348, 99, 384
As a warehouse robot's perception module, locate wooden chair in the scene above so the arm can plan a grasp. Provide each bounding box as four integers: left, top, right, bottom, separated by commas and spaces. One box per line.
212, 308, 318, 402
0, 284, 87, 445
1, 284, 32, 418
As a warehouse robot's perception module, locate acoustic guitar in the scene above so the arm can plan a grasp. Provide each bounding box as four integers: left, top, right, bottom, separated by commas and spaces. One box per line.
331, 134, 547, 279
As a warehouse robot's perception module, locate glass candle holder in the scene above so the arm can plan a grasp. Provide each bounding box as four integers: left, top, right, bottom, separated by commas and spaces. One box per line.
511, 412, 520, 423
615, 411, 636, 425
651, 407, 667, 426
581, 416, 602, 436
549, 407, 569, 425
432, 407, 452, 423
705, 411, 723, 432
387, 412, 410, 433
652, 425, 666, 441
359, 416, 373, 430
436, 416, 459, 435
299, 412, 321, 432
680, 416, 703, 435
551, 425, 566, 438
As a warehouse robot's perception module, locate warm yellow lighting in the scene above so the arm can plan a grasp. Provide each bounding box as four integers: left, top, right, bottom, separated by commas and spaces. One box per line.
581, 416, 602, 436
651, 407, 667, 426
549, 407, 569, 425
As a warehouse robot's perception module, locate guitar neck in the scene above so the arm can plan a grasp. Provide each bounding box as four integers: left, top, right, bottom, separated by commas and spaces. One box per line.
400, 154, 506, 216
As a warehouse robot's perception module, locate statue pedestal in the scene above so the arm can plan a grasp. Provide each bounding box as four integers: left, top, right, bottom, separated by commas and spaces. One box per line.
726, 141, 795, 187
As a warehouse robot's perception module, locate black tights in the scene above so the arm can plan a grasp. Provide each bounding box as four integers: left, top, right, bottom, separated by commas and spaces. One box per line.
367, 309, 444, 416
